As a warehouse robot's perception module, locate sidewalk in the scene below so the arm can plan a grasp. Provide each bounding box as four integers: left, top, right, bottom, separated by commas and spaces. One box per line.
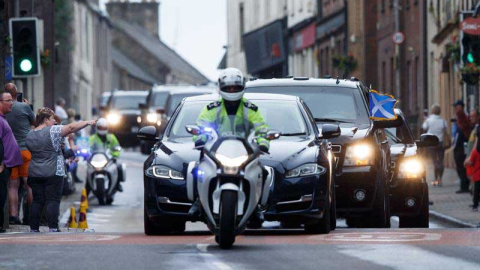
427, 165, 480, 228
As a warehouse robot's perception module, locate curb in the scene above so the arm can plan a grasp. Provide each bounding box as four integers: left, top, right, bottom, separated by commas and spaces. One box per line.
429, 210, 479, 228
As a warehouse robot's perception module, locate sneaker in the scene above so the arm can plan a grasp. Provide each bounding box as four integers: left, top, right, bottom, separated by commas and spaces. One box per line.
48, 228, 61, 232
117, 183, 123, 192
455, 189, 469, 194
9, 216, 21, 225
30, 229, 40, 233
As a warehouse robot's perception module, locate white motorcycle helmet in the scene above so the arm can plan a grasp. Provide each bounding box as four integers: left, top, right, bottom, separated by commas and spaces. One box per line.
96, 118, 108, 136
218, 68, 246, 101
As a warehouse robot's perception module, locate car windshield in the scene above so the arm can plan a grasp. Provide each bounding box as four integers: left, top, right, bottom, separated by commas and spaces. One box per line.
150, 92, 169, 109
168, 100, 308, 139
246, 86, 370, 124
111, 94, 146, 110
100, 94, 110, 106
385, 120, 414, 144
167, 93, 211, 116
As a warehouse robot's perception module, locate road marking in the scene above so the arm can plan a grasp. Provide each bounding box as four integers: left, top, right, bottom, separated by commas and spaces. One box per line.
196, 244, 235, 270
196, 244, 210, 253
310, 232, 442, 242
0, 234, 120, 242
339, 244, 480, 269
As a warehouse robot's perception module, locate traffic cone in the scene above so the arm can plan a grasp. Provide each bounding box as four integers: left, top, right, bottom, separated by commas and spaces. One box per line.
67, 207, 78, 229
77, 205, 88, 229
80, 188, 89, 210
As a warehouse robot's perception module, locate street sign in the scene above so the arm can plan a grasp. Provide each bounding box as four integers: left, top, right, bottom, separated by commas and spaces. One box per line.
392, 31, 405, 45
5, 55, 12, 81
461, 17, 480, 35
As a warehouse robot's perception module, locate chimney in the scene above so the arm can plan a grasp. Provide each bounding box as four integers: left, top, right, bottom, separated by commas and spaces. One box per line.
106, 0, 161, 39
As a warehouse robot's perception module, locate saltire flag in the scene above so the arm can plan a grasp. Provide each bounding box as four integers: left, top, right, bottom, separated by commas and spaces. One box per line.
369, 90, 398, 120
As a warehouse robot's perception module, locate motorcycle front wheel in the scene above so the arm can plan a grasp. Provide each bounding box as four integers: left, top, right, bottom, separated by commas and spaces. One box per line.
218, 190, 237, 249
96, 178, 105, 205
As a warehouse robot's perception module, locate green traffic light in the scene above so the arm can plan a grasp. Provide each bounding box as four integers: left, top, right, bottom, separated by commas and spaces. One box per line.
20, 59, 33, 72
467, 52, 475, 63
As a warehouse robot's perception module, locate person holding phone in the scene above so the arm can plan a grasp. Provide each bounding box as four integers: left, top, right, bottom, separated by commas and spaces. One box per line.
4, 83, 35, 225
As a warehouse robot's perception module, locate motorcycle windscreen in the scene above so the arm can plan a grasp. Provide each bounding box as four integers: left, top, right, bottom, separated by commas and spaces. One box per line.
216, 140, 248, 159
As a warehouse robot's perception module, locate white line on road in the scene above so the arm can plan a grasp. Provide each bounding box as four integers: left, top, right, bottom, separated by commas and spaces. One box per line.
338, 244, 480, 270
196, 244, 235, 270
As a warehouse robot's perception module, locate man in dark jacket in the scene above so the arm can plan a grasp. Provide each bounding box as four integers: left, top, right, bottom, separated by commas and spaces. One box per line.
453, 100, 472, 193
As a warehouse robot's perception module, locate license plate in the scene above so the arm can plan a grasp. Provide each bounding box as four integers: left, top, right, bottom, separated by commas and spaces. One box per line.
131, 126, 139, 132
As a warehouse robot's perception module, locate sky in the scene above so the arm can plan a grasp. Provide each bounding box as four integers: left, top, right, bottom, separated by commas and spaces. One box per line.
100, 0, 227, 81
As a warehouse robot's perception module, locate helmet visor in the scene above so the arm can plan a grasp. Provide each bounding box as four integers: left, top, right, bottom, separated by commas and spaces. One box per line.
97, 126, 108, 131
220, 85, 244, 93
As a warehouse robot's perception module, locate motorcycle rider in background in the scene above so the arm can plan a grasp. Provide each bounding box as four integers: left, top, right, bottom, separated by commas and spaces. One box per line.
89, 118, 124, 191
191, 67, 270, 228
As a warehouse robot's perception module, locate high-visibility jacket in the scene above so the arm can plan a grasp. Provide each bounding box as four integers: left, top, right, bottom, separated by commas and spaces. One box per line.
193, 98, 270, 149
88, 133, 120, 158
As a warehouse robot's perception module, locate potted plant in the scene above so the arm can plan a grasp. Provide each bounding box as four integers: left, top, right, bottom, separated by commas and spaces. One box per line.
332, 53, 358, 77
460, 63, 480, 85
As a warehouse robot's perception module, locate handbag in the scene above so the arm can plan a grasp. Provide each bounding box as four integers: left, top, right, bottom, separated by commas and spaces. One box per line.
442, 128, 452, 149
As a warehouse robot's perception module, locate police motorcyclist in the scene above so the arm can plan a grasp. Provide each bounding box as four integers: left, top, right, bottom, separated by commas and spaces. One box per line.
88, 118, 124, 192
190, 67, 270, 228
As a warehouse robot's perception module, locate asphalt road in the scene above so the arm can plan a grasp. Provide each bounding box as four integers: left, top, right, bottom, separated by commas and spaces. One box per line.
0, 151, 479, 270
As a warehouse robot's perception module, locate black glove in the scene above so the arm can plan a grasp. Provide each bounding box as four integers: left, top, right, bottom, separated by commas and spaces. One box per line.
259, 145, 269, 153
195, 139, 205, 148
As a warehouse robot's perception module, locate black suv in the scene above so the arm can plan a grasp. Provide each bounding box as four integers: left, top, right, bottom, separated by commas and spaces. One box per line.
102, 90, 148, 147
246, 77, 397, 228
386, 109, 438, 228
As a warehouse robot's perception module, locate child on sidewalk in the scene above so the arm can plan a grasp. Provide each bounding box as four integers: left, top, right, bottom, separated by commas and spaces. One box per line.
464, 147, 480, 211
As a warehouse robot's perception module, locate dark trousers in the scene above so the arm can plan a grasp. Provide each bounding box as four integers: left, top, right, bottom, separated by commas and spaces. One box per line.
430, 145, 445, 180
473, 181, 480, 208
28, 176, 64, 230
454, 147, 469, 191
0, 169, 11, 229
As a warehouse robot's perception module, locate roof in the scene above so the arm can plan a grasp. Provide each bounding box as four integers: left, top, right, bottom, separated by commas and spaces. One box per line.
111, 90, 149, 97
246, 78, 361, 88
185, 93, 299, 102
111, 48, 158, 85
111, 19, 210, 84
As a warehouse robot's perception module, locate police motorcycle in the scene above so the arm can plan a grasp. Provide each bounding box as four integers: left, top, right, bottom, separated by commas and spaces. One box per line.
77, 144, 126, 205
185, 125, 279, 249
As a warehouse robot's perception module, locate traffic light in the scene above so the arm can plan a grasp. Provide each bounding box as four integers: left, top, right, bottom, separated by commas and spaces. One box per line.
9, 18, 40, 77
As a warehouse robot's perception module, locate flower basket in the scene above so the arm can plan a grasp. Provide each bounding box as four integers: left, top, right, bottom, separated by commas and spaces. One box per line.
461, 72, 480, 85
332, 54, 358, 76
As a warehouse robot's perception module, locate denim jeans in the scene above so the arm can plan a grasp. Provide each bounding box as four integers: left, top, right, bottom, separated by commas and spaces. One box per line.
28, 176, 64, 230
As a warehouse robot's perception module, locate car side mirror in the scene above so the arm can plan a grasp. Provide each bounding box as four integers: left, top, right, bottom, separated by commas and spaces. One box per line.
320, 124, 341, 139
416, 133, 439, 147
137, 126, 159, 141
266, 130, 281, 140
156, 108, 166, 114
139, 103, 147, 110
373, 118, 403, 129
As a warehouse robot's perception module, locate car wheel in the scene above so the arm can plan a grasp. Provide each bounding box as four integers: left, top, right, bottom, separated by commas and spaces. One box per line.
144, 204, 185, 235
304, 199, 331, 234
399, 185, 429, 228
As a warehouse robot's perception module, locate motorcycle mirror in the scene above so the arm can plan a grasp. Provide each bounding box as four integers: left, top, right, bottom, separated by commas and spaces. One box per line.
265, 130, 281, 140
185, 125, 201, 135
113, 146, 122, 152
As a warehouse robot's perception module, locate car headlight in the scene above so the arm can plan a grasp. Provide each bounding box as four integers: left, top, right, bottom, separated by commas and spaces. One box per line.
285, 163, 326, 178
397, 158, 424, 179
107, 113, 121, 125
344, 144, 374, 166
146, 165, 184, 180
146, 113, 158, 123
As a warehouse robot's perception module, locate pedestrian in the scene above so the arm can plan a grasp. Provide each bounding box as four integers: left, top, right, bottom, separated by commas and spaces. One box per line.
422, 104, 449, 186
452, 100, 471, 193
4, 83, 35, 225
463, 137, 480, 212
0, 91, 23, 232
26, 107, 96, 232
67, 108, 76, 124
54, 97, 68, 124
464, 109, 479, 188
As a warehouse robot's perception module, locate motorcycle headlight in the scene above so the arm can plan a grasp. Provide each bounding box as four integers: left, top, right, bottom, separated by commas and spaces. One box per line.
146, 113, 158, 123
90, 155, 108, 169
146, 165, 184, 180
107, 112, 121, 125
215, 154, 248, 167
285, 163, 326, 178
397, 158, 424, 179
344, 144, 374, 166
